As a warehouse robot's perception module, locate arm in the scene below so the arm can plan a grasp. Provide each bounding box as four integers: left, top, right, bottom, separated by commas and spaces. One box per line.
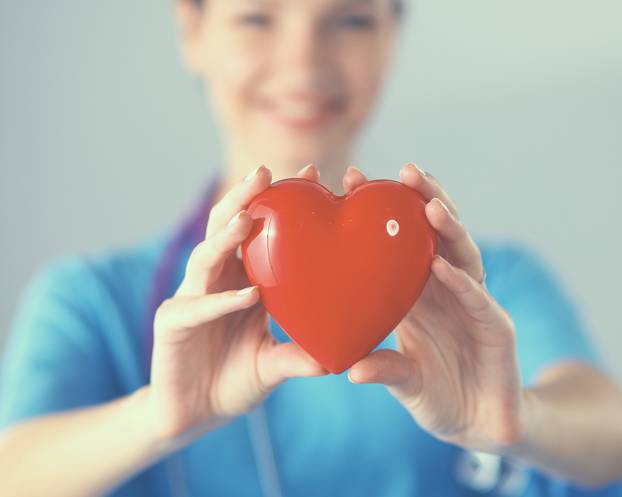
343, 163, 622, 490
0, 386, 177, 497
505, 361, 622, 488
0, 164, 327, 497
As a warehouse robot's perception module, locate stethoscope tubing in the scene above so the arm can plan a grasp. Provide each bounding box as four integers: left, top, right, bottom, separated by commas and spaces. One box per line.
141, 170, 283, 497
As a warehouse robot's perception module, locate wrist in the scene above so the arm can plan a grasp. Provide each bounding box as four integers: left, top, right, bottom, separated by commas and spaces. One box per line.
124, 385, 185, 460
126, 385, 231, 458
495, 387, 541, 461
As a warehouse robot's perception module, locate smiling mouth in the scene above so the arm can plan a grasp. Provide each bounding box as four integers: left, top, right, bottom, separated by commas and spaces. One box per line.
263, 97, 345, 131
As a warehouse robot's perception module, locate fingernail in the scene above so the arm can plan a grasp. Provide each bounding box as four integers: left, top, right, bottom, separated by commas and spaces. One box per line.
228, 210, 244, 227
436, 198, 450, 215
409, 163, 427, 177
237, 285, 256, 296
347, 165, 362, 175
245, 165, 264, 182
297, 163, 314, 175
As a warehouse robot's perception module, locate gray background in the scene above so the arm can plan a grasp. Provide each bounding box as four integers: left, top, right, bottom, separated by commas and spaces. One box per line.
1, 1, 621, 380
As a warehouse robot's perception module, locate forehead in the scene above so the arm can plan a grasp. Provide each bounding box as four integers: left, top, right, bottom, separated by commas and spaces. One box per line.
230, 0, 382, 8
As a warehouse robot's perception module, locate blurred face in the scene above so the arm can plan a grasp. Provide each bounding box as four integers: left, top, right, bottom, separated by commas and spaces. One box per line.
179, 0, 399, 165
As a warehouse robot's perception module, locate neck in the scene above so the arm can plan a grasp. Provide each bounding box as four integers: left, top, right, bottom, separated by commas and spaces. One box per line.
212, 140, 356, 206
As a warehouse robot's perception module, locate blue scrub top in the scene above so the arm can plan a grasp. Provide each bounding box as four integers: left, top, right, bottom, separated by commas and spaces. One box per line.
1, 214, 621, 496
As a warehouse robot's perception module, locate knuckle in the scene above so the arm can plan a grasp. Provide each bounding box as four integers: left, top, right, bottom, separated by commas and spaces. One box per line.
184, 300, 204, 328
455, 220, 469, 238
207, 203, 223, 224
186, 235, 232, 280
227, 211, 250, 234
153, 298, 174, 330
454, 269, 473, 293
502, 310, 517, 338
189, 239, 210, 261
156, 297, 174, 316
185, 241, 211, 276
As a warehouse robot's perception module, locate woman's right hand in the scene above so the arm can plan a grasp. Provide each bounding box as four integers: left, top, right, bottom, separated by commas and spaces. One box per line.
144, 163, 328, 447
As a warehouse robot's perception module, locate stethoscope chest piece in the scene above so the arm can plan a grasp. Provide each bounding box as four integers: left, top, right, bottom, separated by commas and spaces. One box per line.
454, 449, 529, 495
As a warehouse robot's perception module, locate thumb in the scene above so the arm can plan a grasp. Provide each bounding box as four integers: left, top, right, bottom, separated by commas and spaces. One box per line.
348, 348, 422, 400
256, 341, 329, 390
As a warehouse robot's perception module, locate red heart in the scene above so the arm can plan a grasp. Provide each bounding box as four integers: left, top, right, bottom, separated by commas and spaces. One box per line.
241, 178, 437, 374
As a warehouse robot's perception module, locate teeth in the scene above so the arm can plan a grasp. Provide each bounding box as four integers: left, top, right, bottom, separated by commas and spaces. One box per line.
271, 101, 329, 120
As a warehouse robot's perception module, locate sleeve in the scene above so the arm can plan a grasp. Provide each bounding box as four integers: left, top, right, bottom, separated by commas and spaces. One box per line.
0, 256, 119, 430
526, 468, 622, 496
485, 241, 607, 387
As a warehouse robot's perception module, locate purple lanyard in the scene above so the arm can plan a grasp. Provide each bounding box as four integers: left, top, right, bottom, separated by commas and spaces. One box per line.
142, 170, 223, 377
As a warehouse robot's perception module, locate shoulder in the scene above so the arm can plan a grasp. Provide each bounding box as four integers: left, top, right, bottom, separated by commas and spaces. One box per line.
473, 234, 591, 321
475, 236, 548, 276
473, 235, 605, 383
2, 229, 176, 405
23, 229, 172, 309
0, 231, 176, 426
474, 236, 564, 298
8, 228, 175, 362
75, 230, 172, 310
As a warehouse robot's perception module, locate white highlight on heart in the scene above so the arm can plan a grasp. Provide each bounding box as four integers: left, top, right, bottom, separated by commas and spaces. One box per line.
386, 219, 399, 237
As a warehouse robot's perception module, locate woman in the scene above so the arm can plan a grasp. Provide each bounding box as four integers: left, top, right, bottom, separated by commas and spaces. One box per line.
1, 0, 621, 496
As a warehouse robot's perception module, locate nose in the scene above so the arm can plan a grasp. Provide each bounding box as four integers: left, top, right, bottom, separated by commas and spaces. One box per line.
271, 20, 333, 90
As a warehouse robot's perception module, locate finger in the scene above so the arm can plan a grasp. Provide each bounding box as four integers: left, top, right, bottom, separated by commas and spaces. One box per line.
431, 255, 497, 323
178, 210, 254, 296
232, 163, 317, 262
399, 163, 459, 218
342, 165, 369, 194
256, 341, 329, 391
296, 163, 321, 182
154, 286, 260, 336
425, 198, 485, 283
206, 165, 272, 239
348, 348, 422, 400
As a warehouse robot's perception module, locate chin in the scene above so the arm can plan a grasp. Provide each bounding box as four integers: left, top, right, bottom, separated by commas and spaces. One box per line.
269, 141, 336, 166
258, 127, 351, 158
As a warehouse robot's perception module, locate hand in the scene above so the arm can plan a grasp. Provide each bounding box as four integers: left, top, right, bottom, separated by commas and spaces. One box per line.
345, 163, 525, 453
145, 164, 329, 447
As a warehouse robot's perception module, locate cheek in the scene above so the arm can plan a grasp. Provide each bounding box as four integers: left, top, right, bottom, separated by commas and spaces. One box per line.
204, 37, 265, 126
341, 51, 387, 121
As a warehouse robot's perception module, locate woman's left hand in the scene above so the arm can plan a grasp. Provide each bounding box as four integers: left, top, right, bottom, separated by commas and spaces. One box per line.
345, 163, 525, 454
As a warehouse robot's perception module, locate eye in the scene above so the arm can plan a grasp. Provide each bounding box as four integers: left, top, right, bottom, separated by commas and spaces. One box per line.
237, 13, 272, 27
338, 14, 377, 29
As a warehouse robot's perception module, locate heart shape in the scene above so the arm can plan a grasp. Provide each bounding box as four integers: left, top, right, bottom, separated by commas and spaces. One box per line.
241, 178, 437, 374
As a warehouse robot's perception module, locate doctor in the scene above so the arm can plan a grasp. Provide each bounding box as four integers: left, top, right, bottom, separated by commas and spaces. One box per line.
1, 0, 622, 496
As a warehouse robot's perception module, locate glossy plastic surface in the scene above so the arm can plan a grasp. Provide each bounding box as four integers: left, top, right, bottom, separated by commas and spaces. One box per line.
241, 177, 437, 374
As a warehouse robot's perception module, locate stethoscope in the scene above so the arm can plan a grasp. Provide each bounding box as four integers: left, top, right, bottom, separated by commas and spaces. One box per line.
141, 171, 530, 497
453, 449, 529, 495
142, 169, 284, 497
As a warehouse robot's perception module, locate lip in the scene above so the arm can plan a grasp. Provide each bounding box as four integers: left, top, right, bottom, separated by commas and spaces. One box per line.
262, 96, 343, 132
